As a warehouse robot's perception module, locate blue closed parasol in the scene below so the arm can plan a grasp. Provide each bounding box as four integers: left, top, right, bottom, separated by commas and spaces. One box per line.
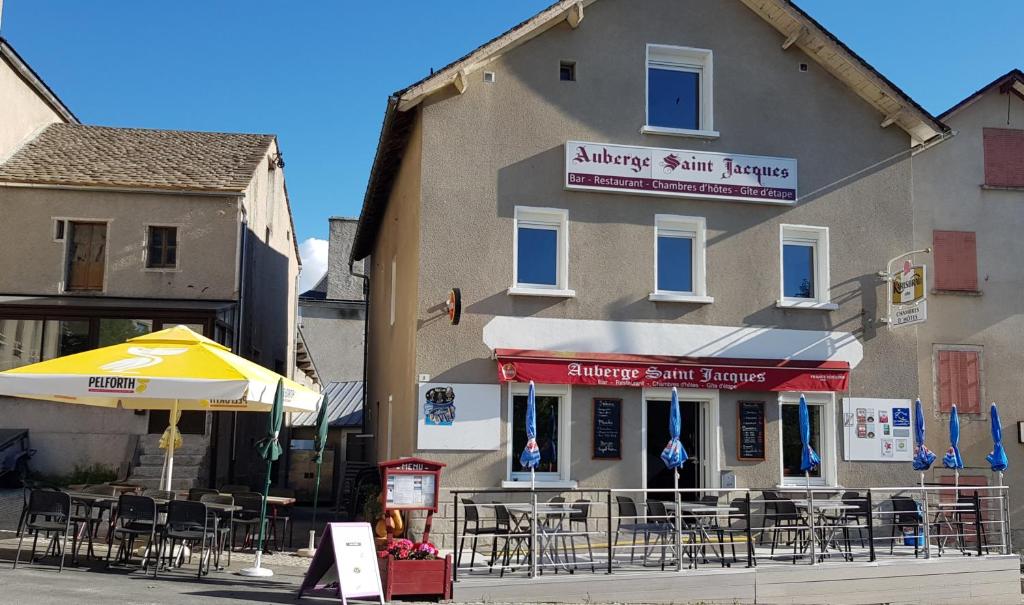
912, 399, 936, 487
986, 403, 1008, 482
519, 381, 541, 488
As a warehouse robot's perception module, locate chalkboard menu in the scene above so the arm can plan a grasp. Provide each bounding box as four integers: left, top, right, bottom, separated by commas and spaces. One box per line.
737, 401, 766, 460
592, 398, 622, 460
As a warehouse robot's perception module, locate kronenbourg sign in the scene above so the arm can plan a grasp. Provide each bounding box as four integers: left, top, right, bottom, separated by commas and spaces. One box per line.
892, 262, 926, 305
564, 140, 797, 204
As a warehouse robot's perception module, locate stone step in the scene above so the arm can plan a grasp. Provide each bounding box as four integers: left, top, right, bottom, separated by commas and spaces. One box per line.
138, 443, 209, 457
138, 454, 204, 467
131, 464, 201, 479
128, 477, 195, 491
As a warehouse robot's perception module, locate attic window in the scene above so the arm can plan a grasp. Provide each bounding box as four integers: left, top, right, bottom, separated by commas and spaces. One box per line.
560, 61, 576, 82
483, 71, 496, 84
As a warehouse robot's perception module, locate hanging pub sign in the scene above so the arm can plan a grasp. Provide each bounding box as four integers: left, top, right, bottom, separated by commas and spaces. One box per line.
495, 350, 849, 392
886, 258, 928, 328
564, 140, 798, 205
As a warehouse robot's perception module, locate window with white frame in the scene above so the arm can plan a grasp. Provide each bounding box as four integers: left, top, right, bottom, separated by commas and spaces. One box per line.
778, 392, 837, 486
507, 383, 572, 484
644, 44, 715, 137
779, 224, 832, 308
510, 207, 572, 296
651, 215, 711, 303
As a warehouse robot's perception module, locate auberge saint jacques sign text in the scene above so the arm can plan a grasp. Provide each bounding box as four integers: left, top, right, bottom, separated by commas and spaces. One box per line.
565, 141, 798, 204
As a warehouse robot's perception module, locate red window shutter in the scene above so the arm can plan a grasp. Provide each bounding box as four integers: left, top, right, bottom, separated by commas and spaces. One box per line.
936, 349, 981, 413
984, 128, 1024, 187
937, 350, 954, 412
933, 230, 978, 291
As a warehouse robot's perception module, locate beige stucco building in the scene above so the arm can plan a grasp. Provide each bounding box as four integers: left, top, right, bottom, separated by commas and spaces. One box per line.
351, 0, 951, 517
912, 69, 1024, 544
0, 37, 304, 487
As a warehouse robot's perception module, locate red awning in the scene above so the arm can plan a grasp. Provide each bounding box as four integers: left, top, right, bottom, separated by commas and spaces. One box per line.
494, 349, 849, 392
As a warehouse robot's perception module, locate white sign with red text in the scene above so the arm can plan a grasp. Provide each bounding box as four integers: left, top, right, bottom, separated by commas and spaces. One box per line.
565, 140, 798, 204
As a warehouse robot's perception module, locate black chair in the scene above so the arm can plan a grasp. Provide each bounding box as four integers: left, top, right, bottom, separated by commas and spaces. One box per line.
188, 488, 219, 502
232, 492, 267, 550
71, 484, 117, 561
107, 494, 159, 570
567, 500, 596, 572
764, 496, 807, 563
834, 491, 869, 550
457, 498, 498, 570
887, 496, 923, 557
614, 496, 658, 564
490, 503, 528, 578
644, 500, 676, 570
719, 497, 754, 566
13, 490, 73, 572
758, 491, 779, 545
200, 493, 235, 569
158, 500, 215, 578
954, 495, 988, 554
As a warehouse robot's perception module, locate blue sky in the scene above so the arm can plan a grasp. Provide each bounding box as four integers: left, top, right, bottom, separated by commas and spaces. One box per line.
3, 1, 1022, 285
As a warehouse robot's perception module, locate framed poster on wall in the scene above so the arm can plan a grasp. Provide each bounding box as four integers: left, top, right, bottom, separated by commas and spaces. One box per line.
592, 398, 622, 460
416, 383, 500, 450
842, 397, 913, 462
737, 401, 766, 461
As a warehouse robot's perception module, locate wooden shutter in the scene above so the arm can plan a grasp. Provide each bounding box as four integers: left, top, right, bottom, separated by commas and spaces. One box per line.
936, 349, 981, 413
983, 128, 1024, 187
67, 222, 106, 291
933, 230, 978, 291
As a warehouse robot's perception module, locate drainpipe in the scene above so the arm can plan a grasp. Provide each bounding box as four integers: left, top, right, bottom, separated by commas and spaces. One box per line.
228, 210, 249, 483
350, 257, 370, 439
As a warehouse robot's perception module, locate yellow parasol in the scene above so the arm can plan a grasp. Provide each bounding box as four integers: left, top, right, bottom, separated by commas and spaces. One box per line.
0, 325, 318, 490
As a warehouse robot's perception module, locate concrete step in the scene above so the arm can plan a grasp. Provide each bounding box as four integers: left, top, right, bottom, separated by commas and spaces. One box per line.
128, 477, 195, 491
138, 444, 209, 457
131, 464, 200, 479
138, 454, 204, 467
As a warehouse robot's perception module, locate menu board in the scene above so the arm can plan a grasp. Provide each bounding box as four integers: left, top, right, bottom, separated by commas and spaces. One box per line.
592, 398, 622, 460
385, 473, 436, 509
737, 401, 766, 460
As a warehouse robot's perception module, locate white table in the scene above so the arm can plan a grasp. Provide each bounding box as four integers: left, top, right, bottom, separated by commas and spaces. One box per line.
794, 500, 860, 561
478, 503, 580, 574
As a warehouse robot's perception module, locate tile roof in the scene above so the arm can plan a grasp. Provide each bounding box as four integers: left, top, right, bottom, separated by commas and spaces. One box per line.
0, 123, 274, 192
290, 381, 364, 428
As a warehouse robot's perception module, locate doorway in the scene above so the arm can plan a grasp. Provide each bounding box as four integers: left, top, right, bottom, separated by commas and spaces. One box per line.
645, 398, 700, 501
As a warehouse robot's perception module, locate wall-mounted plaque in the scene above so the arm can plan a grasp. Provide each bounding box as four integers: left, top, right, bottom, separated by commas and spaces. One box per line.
737, 401, 766, 461
592, 398, 622, 460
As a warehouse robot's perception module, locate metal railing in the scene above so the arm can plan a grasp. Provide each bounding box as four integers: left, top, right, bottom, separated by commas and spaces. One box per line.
447, 484, 1011, 580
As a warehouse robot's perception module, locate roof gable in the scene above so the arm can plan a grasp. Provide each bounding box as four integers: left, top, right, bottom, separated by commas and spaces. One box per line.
0, 37, 78, 125
939, 68, 1024, 121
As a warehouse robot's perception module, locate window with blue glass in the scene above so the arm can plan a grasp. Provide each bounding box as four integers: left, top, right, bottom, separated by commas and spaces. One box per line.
657, 231, 695, 293
779, 225, 830, 306
648, 66, 700, 130
513, 207, 568, 291
782, 243, 815, 299
645, 45, 713, 134
516, 226, 558, 286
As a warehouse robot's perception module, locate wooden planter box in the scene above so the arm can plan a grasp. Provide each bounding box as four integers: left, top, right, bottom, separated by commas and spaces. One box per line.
378, 554, 453, 601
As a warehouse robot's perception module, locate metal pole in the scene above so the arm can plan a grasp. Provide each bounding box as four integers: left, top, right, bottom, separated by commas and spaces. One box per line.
866, 490, 876, 562
674, 471, 682, 572
922, 488, 931, 559
606, 490, 613, 575
744, 492, 754, 568
452, 491, 459, 581
807, 484, 816, 565
973, 490, 983, 557
1002, 482, 1012, 555
530, 491, 538, 578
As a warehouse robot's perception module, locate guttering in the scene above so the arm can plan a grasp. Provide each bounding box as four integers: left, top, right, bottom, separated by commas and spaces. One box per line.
0, 181, 246, 197
349, 256, 371, 437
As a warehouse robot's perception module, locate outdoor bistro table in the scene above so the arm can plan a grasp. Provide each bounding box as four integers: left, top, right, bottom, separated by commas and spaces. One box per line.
666, 502, 739, 568
479, 502, 579, 574
793, 500, 859, 561
220, 493, 296, 551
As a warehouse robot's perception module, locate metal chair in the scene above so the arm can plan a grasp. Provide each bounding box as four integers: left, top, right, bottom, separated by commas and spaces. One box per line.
644, 500, 676, 570
457, 498, 498, 570
568, 500, 596, 572
764, 496, 807, 563
720, 497, 754, 566
200, 493, 235, 569
13, 489, 73, 572
490, 503, 527, 578
888, 496, 922, 557
106, 494, 159, 570
188, 488, 219, 502
614, 495, 658, 564
232, 492, 267, 550
158, 500, 215, 578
